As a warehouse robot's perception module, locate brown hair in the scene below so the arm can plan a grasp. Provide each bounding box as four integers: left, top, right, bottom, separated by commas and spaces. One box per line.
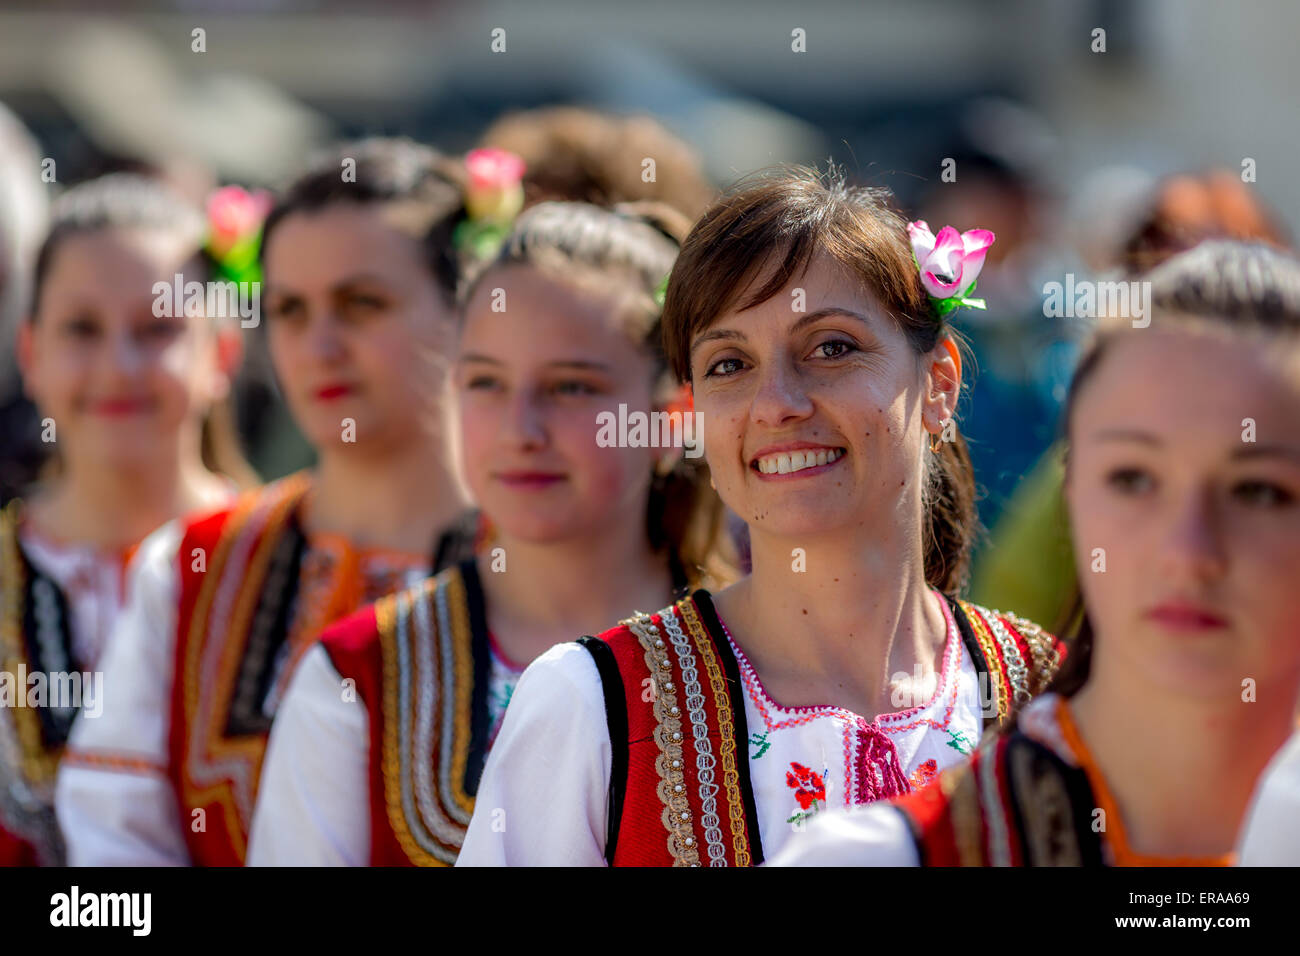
28, 173, 257, 488
1052, 240, 1300, 696
1120, 169, 1290, 276
260, 137, 468, 307
477, 107, 717, 220
460, 200, 738, 589
661, 164, 978, 595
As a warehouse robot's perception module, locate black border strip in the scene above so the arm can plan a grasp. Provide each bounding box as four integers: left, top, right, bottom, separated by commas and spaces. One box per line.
461, 558, 493, 796
945, 594, 1000, 733
577, 635, 628, 866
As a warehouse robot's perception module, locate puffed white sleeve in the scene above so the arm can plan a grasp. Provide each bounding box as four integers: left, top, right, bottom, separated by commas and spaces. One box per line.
247, 644, 369, 866
1237, 731, 1300, 866
55, 521, 191, 866
765, 803, 922, 867
456, 642, 609, 866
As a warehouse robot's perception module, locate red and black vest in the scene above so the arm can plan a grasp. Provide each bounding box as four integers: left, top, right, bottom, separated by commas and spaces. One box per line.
577, 589, 1064, 866
169, 475, 479, 865
322, 559, 493, 866
319, 554, 692, 866
890, 727, 1105, 866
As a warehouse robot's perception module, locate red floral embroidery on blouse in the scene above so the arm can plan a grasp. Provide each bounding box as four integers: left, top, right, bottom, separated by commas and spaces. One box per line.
786, 762, 827, 811
908, 758, 938, 790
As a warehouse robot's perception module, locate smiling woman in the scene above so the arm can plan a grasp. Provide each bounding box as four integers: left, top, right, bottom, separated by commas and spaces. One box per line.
772, 240, 1300, 867
456, 166, 1062, 867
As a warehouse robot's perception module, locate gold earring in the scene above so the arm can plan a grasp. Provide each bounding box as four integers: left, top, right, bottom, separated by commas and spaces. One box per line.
929, 431, 942, 454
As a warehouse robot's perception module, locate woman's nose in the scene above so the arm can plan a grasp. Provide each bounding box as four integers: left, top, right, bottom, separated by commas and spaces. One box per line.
1160, 487, 1228, 584
750, 360, 814, 427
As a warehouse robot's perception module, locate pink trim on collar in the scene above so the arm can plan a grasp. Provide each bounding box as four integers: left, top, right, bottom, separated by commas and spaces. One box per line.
718, 588, 961, 730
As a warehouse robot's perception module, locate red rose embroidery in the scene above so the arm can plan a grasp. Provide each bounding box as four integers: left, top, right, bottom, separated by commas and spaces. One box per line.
908, 758, 938, 790
786, 762, 827, 811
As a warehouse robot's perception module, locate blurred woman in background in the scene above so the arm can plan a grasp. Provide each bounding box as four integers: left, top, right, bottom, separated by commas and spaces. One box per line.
972, 166, 1294, 634
248, 201, 736, 865
2, 174, 250, 865
55, 139, 491, 866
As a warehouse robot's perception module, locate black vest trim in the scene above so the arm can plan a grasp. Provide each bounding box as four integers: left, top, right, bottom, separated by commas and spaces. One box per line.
944, 593, 999, 733
16, 543, 79, 747
577, 634, 628, 866
460, 557, 493, 796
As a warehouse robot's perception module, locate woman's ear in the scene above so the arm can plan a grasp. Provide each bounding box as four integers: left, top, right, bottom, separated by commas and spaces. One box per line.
208, 323, 245, 403
652, 381, 694, 475
923, 336, 962, 432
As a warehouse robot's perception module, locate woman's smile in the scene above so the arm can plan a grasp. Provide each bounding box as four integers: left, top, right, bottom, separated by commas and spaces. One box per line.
750, 442, 846, 478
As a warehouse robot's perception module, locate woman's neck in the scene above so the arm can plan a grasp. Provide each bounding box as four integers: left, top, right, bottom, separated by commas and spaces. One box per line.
1069, 653, 1299, 859
480, 515, 674, 667
713, 526, 947, 721
29, 437, 229, 549
306, 437, 469, 555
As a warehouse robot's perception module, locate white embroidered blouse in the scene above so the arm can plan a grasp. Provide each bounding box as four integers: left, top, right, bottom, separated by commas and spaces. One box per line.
457, 589, 987, 865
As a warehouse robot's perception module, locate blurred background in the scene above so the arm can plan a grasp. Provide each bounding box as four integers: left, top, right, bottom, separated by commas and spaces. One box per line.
2, 0, 1296, 624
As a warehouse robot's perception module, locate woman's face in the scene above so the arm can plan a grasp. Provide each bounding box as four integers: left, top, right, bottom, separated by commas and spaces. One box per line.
687, 252, 959, 543
1066, 325, 1300, 700
19, 228, 237, 469
456, 265, 661, 544
263, 204, 455, 454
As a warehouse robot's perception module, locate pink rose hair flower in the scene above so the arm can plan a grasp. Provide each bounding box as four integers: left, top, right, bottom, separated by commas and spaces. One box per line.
907, 220, 996, 315
206, 185, 272, 260
463, 147, 526, 224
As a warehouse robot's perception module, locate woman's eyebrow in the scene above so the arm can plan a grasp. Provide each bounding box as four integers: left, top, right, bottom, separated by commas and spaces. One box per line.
333, 274, 393, 292
689, 307, 871, 357
789, 307, 872, 333
545, 359, 613, 372
1233, 444, 1300, 464
457, 355, 614, 373
690, 327, 745, 355
1088, 429, 1161, 445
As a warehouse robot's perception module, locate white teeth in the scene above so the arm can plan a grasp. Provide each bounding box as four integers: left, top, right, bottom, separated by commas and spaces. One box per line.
755, 448, 842, 475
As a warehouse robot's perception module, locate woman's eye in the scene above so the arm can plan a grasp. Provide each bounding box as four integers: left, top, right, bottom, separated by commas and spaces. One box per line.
1105, 467, 1154, 495
812, 339, 855, 360
551, 380, 598, 397
342, 293, 387, 317
139, 320, 183, 341
63, 316, 99, 339
704, 356, 745, 378
266, 299, 302, 321
1232, 480, 1294, 509
464, 375, 501, 391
